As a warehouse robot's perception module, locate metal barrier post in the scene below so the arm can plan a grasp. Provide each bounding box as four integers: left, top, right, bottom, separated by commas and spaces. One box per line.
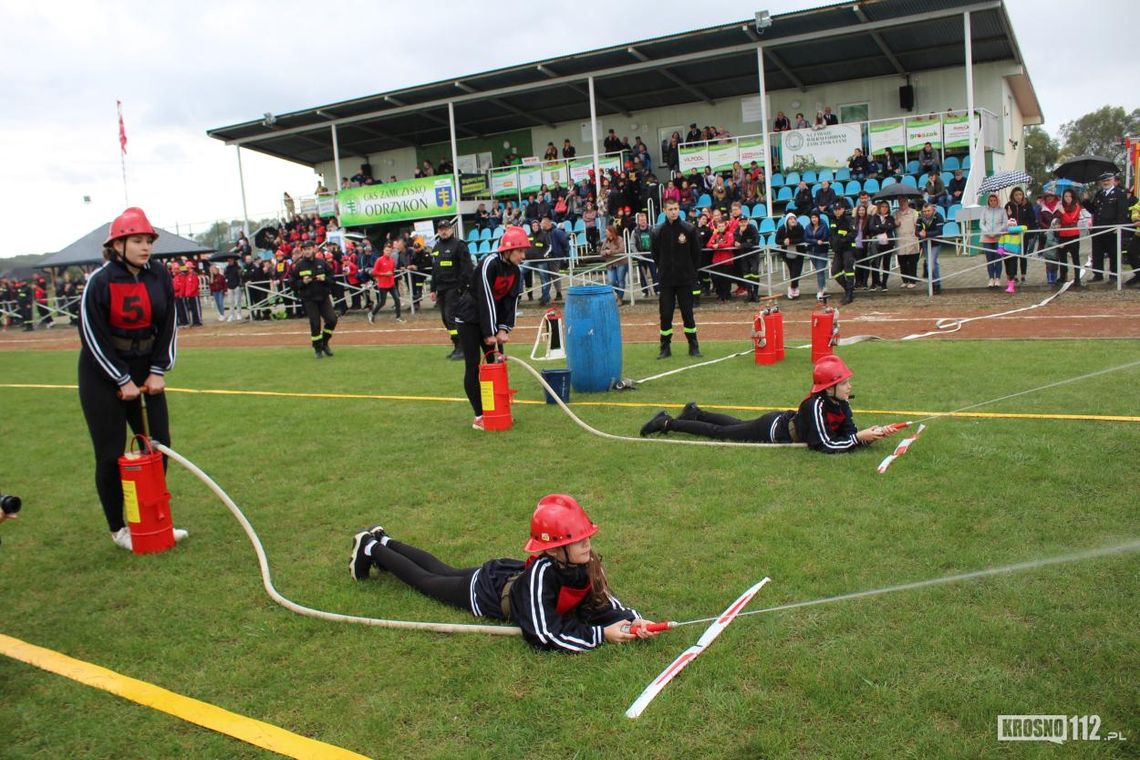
1117, 226, 1123, 291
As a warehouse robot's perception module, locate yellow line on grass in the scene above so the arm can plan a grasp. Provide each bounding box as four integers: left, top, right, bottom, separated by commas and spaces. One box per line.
0, 633, 368, 759
2, 383, 1137, 423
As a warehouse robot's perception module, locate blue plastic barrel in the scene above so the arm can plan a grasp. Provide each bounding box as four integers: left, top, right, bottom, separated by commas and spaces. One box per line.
564, 284, 622, 393
540, 369, 572, 404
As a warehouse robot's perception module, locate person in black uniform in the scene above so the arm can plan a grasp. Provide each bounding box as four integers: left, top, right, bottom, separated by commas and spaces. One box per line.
1087, 171, 1130, 282
651, 198, 702, 359
14, 279, 34, 331
78, 207, 187, 550
406, 236, 433, 307
348, 494, 660, 652
639, 354, 891, 452
290, 239, 338, 358
453, 225, 527, 431
429, 218, 473, 360
829, 202, 857, 305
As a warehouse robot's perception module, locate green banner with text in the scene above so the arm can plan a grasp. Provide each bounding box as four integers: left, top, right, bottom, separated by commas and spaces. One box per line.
337, 176, 457, 227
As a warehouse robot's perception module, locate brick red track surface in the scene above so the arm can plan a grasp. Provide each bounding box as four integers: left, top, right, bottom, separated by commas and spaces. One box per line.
3, 288, 1138, 352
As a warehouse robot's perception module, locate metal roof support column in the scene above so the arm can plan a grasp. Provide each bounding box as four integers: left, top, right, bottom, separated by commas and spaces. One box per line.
330, 123, 343, 194
963, 10, 982, 199
756, 47, 774, 220
588, 76, 602, 208
235, 146, 250, 236
447, 101, 465, 239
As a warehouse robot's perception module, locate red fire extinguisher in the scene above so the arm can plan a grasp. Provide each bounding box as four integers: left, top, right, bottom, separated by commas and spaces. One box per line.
753, 304, 785, 365
478, 348, 517, 431
117, 395, 176, 555
810, 299, 840, 365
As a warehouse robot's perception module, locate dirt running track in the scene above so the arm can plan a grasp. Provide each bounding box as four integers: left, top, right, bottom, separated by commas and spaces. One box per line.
2, 288, 1138, 352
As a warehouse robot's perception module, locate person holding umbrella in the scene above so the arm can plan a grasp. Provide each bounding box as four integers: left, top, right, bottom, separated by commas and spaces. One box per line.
893, 197, 920, 289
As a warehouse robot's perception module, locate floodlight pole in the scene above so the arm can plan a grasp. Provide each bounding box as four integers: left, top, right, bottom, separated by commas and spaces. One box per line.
756, 46, 774, 220
964, 11, 977, 173
448, 101, 465, 239
588, 76, 602, 207
235, 147, 250, 237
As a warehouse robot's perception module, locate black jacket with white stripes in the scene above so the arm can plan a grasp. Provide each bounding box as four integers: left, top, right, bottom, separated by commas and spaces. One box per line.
468, 555, 637, 652
79, 259, 177, 387
453, 253, 519, 340
796, 392, 863, 453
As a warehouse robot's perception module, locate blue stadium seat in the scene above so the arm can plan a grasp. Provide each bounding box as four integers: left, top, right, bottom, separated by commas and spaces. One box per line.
941, 172, 953, 187
771, 172, 785, 187
696, 193, 712, 209
785, 171, 801, 187
943, 156, 960, 171
906, 159, 920, 174
802, 171, 817, 184
575, 231, 587, 247
739, 204, 751, 218
820, 214, 829, 227
758, 218, 776, 235
572, 219, 586, 233
776, 186, 793, 202
881, 176, 897, 188
750, 204, 768, 218
768, 233, 778, 246
811, 183, 822, 196
492, 226, 504, 239
835, 168, 851, 182
962, 155, 972, 169
844, 180, 861, 196
466, 228, 480, 243
656, 212, 666, 224
943, 221, 960, 237
797, 215, 810, 228
479, 228, 492, 241
862, 178, 880, 194
560, 221, 572, 232
478, 240, 491, 254
818, 169, 834, 183
901, 175, 918, 188
749, 219, 759, 230
946, 204, 962, 221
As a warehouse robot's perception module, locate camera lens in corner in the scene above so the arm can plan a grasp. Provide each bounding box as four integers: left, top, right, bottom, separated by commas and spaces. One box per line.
0, 494, 22, 515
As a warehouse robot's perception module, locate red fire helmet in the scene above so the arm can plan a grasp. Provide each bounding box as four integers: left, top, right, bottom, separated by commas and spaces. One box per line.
497, 225, 530, 254
104, 207, 158, 246
523, 494, 599, 553
810, 354, 854, 394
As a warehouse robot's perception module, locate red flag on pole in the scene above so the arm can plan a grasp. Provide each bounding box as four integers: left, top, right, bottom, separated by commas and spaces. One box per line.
117, 100, 128, 155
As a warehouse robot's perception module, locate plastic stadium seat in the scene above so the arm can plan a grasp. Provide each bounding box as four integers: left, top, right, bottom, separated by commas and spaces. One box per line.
758, 218, 776, 235
656, 212, 666, 224
797, 215, 810, 228
771, 173, 785, 187
479, 228, 492, 241
947, 204, 962, 221
572, 219, 586, 233
785, 171, 801, 187
749, 219, 759, 229
575, 231, 587, 247
881, 176, 897, 188
802, 171, 817, 184
740, 204, 751, 218
901, 175, 918, 187
906, 159, 920, 174
941, 172, 953, 187
466, 228, 480, 242
944, 156, 960, 171
767, 233, 777, 246
844, 180, 861, 196
819, 214, 829, 227
863, 178, 880, 194
838, 168, 853, 182
747, 204, 765, 218
478, 240, 491, 254
943, 221, 960, 237
560, 221, 572, 232
776, 186, 793, 202
492, 226, 504, 239
696, 194, 712, 209
962, 155, 972, 169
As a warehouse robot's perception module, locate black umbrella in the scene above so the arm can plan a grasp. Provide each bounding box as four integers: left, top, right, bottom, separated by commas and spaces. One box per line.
208, 248, 241, 262
872, 183, 923, 203
1052, 155, 1119, 183
253, 225, 279, 250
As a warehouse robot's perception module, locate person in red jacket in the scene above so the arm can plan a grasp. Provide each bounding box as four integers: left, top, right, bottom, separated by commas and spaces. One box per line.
368, 243, 403, 323
342, 253, 362, 311
707, 218, 736, 304
1055, 188, 1084, 288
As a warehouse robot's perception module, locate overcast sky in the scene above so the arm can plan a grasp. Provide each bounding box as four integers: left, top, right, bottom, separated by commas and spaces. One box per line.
0, 0, 1132, 260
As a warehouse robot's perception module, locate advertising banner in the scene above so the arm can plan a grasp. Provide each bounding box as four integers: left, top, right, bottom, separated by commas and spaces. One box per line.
459, 173, 490, 199
737, 136, 766, 167
490, 168, 519, 197
942, 113, 977, 150
869, 120, 905, 154
679, 144, 709, 173
541, 160, 569, 187
518, 166, 543, 194
337, 176, 457, 227
596, 154, 622, 177
569, 158, 594, 183
780, 125, 862, 171
316, 194, 337, 218
906, 118, 942, 151
708, 143, 738, 173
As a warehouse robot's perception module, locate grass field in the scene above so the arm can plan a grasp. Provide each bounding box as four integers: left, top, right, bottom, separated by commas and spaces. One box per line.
1, 339, 1137, 759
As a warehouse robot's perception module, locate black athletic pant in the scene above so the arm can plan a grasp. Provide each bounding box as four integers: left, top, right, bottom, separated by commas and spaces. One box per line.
1002, 254, 1019, 280
436, 287, 461, 345
457, 321, 488, 416
668, 409, 786, 442
372, 287, 401, 318
78, 355, 171, 533
1091, 230, 1118, 278
1056, 239, 1082, 283
303, 297, 337, 346
784, 253, 805, 288
658, 284, 696, 340
372, 539, 474, 611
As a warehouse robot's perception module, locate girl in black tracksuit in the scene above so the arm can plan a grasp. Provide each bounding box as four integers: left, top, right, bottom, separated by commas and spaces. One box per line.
79, 208, 179, 545
348, 495, 660, 652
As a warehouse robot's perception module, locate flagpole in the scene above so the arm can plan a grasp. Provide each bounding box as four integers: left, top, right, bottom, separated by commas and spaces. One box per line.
120, 152, 129, 206
117, 100, 129, 205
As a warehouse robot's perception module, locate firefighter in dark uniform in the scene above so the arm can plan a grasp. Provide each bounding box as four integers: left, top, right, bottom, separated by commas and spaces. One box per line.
639, 355, 891, 452
429, 218, 473, 360
15, 279, 34, 331
651, 198, 702, 358
78, 207, 187, 550
290, 239, 338, 357
406, 236, 433, 307
735, 214, 761, 302
1088, 171, 1130, 282
453, 225, 527, 431
829, 202, 857, 305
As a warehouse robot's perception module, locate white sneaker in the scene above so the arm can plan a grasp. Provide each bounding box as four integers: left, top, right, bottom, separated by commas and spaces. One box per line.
786, 287, 794, 299
173, 528, 188, 543
111, 527, 133, 551
226, 315, 234, 322
217, 314, 226, 322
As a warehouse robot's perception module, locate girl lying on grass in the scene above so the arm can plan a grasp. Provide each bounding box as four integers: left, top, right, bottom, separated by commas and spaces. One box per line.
639, 354, 895, 452
349, 494, 660, 652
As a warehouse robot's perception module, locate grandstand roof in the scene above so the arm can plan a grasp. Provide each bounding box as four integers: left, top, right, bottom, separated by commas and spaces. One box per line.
208, 0, 1041, 167
40, 226, 215, 267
